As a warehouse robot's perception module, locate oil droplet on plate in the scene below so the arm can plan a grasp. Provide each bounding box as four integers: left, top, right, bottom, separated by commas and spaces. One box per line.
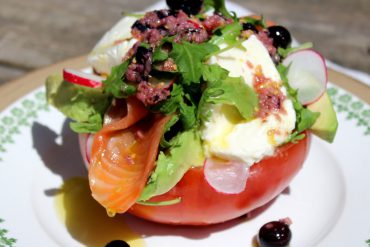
54, 177, 146, 247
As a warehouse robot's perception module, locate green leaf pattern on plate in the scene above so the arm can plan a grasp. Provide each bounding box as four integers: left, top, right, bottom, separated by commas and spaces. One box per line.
327, 86, 370, 135
0, 219, 16, 247
0, 91, 48, 160
0, 85, 369, 243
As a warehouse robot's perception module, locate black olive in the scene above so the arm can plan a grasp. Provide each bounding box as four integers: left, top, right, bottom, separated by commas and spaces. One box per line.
155, 10, 167, 19
267, 26, 292, 49
135, 46, 153, 65
242, 23, 258, 33
168, 9, 179, 17
258, 221, 292, 247
105, 240, 130, 247
132, 20, 148, 32
166, 0, 204, 15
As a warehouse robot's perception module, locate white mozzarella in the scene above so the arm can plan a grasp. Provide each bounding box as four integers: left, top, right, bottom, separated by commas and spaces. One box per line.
87, 16, 138, 75
202, 35, 296, 167
210, 35, 281, 86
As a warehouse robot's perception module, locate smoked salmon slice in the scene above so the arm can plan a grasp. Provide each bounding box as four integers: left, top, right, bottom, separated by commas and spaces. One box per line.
88, 97, 170, 214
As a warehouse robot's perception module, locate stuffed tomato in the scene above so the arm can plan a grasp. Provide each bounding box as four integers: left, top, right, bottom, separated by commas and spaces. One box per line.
47, 0, 337, 226
128, 131, 310, 225
79, 97, 310, 225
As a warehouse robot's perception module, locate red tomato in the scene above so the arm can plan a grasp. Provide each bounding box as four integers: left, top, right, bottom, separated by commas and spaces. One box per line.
129, 133, 311, 225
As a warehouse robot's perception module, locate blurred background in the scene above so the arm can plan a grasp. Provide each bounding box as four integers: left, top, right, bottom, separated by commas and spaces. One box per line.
0, 0, 369, 85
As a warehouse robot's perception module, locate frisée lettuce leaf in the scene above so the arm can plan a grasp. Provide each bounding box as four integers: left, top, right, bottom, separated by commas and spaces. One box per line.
45, 74, 110, 133
199, 64, 259, 121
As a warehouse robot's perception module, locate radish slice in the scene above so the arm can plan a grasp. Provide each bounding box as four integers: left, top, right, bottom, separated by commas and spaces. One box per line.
78, 133, 94, 169
282, 49, 327, 105
63, 68, 104, 88
85, 134, 94, 163
204, 158, 249, 194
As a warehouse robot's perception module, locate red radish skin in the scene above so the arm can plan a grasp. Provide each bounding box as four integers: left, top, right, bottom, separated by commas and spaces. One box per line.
86, 134, 94, 163
78, 134, 89, 168
283, 49, 327, 105
63, 68, 103, 88
78, 133, 94, 168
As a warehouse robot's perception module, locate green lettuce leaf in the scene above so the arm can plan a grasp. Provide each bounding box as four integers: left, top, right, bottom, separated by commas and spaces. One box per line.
160, 114, 180, 148
199, 65, 259, 121
69, 114, 104, 133
46, 74, 110, 133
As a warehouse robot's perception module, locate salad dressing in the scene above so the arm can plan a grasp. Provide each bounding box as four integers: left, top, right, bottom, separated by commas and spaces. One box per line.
54, 177, 146, 247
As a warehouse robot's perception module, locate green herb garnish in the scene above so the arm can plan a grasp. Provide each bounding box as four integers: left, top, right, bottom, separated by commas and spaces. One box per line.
204, 0, 232, 18
278, 42, 313, 58
103, 61, 136, 98
137, 198, 181, 206
169, 41, 219, 84
210, 21, 243, 46
242, 16, 267, 28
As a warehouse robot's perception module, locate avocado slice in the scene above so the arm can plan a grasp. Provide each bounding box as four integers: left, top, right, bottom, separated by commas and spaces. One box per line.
138, 129, 204, 202
307, 92, 338, 143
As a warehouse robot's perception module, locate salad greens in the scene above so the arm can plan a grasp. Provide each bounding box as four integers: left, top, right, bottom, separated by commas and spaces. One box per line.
139, 129, 204, 202
45, 0, 326, 205
169, 42, 219, 85
241, 16, 267, 29
153, 83, 197, 130
204, 0, 232, 18
103, 60, 136, 98
153, 47, 169, 62
46, 74, 110, 133
210, 21, 243, 46
278, 42, 313, 58
200, 64, 258, 121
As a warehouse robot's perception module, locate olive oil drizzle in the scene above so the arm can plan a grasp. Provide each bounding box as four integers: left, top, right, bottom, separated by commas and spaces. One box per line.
54, 177, 146, 247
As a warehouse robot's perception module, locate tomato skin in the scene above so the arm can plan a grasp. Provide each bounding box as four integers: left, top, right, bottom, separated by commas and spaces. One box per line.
129, 132, 311, 225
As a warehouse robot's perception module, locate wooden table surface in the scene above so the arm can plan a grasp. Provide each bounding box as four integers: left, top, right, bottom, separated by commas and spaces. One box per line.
0, 0, 369, 86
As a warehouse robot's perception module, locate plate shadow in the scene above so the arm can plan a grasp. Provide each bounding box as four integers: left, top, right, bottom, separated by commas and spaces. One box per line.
31, 119, 87, 189
30, 119, 276, 245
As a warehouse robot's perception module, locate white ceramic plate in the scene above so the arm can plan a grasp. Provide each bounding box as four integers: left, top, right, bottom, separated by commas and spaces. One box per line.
1, 2, 370, 247
1, 83, 369, 247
